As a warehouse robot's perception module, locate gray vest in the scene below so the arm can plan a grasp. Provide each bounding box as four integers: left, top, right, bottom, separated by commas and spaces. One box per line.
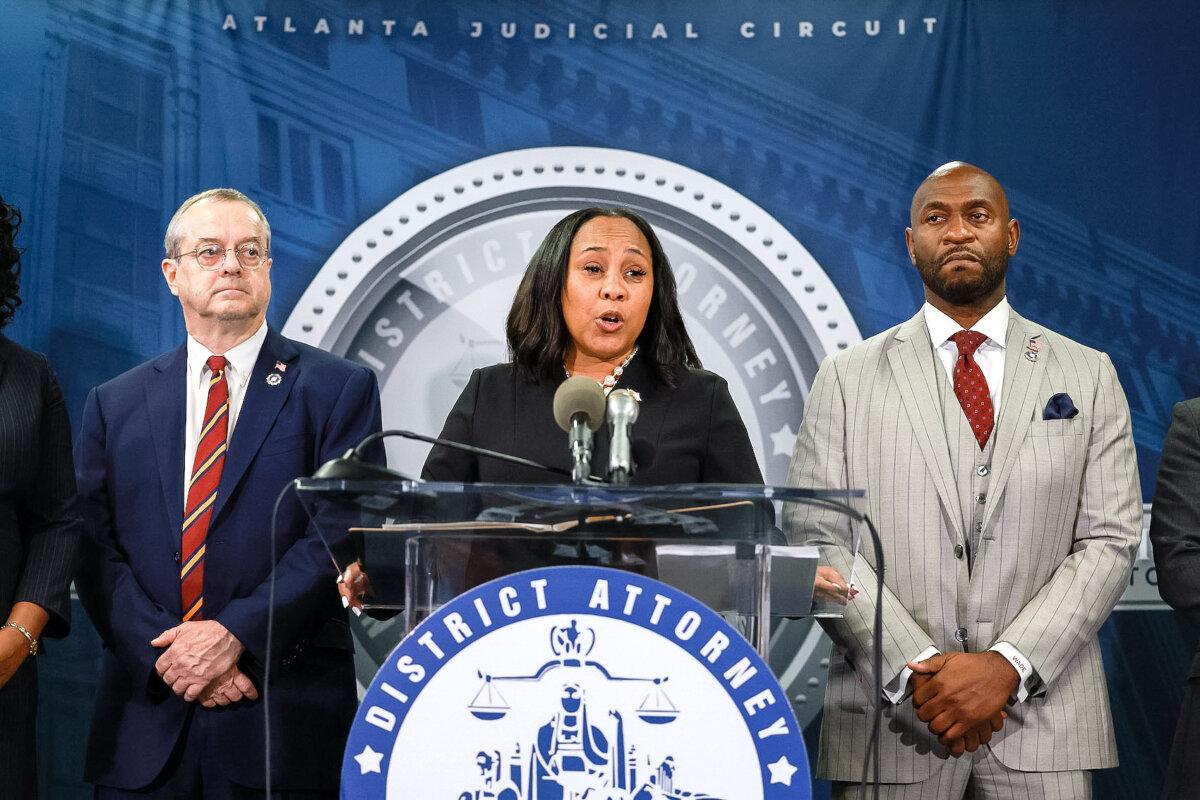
934, 357, 997, 652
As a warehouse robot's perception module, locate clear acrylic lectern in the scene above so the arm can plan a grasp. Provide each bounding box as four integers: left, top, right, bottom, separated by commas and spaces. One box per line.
294, 479, 864, 662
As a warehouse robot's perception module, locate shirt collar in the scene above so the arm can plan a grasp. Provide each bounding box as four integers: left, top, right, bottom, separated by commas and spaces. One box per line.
924, 297, 1010, 350
186, 321, 269, 381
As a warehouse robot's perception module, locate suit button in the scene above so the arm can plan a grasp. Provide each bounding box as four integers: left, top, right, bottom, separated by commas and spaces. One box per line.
976, 465, 990, 477
955, 627, 968, 643
976, 494, 986, 505
173, 551, 181, 563
954, 545, 964, 559
974, 521, 983, 533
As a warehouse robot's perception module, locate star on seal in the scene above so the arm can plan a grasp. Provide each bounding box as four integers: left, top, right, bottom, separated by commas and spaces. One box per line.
353, 745, 384, 775
770, 424, 799, 458
767, 755, 799, 785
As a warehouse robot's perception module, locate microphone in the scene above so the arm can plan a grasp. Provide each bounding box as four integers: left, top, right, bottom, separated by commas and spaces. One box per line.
326, 429, 574, 480
606, 388, 640, 485
384, 429, 574, 479
312, 451, 408, 481
553, 376, 607, 484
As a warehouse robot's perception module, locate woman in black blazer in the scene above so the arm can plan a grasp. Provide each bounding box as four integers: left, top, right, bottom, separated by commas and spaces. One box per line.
422, 208, 851, 598
0, 196, 83, 798
340, 207, 850, 605
423, 206, 761, 485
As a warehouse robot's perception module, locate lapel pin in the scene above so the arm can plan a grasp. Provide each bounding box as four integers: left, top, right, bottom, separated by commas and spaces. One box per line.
275, 361, 288, 372
1024, 338, 1041, 362
266, 372, 282, 386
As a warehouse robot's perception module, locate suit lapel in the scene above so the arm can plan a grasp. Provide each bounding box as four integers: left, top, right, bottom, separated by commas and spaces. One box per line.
614, 355, 665, 470
211, 329, 299, 524
981, 313, 1045, 531
146, 345, 187, 543
886, 312, 965, 541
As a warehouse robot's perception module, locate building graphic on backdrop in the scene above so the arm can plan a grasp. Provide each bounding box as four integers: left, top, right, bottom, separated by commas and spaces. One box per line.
8, 1, 1194, 471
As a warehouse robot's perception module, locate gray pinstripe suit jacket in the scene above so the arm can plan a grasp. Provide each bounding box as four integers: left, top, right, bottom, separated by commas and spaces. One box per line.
786, 308, 1141, 782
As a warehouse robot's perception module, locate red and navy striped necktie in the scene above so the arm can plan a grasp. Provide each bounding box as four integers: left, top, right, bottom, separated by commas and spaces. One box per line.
180, 355, 228, 621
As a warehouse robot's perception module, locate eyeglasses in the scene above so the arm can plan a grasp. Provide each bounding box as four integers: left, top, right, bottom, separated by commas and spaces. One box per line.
174, 243, 269, 271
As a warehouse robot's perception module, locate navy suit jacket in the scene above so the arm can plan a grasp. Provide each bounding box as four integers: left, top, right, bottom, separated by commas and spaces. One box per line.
75, 328, 382, 791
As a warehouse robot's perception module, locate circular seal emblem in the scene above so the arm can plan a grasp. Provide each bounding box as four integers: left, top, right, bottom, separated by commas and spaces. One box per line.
342, 565, 811, 799
282, 146, 860, 486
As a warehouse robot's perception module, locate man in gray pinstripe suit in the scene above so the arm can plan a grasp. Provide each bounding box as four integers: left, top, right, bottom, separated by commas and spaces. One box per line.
788, 162, 1141, 798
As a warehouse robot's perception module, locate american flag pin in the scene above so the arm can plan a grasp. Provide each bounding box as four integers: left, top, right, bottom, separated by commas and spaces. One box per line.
1027, 339, 1041, 353
275, 361, 288, 372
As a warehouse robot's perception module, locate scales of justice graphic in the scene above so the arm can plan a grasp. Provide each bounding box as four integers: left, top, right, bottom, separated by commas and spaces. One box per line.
457, 619, 722, 800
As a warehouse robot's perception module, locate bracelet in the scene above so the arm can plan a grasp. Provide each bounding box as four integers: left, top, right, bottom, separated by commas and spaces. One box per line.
3, 622, 38, 656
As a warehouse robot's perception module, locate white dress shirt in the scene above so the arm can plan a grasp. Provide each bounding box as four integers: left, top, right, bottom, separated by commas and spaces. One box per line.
924, 298, 1008, 420
882, 299, 1039, 705
183, 322, 268, 500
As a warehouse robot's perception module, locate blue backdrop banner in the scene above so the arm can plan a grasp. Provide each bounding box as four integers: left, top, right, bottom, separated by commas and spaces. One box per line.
2, 2, 1195, 797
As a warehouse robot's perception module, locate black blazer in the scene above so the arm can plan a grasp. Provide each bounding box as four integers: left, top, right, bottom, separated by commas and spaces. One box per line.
1150, 397, 1200, 800
0, 335, 81, 637
422, 357, 763, 485
0, 336, 81, 794
419, 358, 765, 588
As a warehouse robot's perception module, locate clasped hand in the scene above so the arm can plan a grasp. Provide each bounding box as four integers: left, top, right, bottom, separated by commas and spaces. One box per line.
909, 651, 1017, 756
151, 620, 257, 707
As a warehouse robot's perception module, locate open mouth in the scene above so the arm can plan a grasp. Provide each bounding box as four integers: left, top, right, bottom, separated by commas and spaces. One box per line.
597, 312, 623, 332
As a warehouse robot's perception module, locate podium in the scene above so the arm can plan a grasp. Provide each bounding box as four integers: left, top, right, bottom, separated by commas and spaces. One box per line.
294, 478, 865, 659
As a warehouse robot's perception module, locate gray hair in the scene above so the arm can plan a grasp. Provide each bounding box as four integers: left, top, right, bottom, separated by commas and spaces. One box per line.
163, 188, 271, 258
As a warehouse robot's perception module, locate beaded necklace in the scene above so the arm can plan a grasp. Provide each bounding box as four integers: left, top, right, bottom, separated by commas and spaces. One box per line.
564, 347, 639, 396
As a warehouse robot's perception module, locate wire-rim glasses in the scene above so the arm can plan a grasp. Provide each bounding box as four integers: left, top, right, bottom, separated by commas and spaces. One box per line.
174, 243, 269, 271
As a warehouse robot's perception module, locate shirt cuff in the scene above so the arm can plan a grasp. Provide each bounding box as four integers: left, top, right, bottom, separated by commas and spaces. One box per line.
989, 641, 1039, 702
883, 645, 940, 704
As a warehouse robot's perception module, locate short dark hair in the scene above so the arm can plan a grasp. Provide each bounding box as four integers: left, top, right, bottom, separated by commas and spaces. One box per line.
0, 195, 22, 331
506, 207, 701, 386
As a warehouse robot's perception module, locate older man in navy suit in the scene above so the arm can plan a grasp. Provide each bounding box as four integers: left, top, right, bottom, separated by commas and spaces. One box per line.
75, 188, 382, 798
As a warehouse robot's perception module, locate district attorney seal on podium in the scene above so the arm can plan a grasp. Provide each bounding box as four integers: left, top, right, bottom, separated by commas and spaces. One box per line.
342, 566, 811, 799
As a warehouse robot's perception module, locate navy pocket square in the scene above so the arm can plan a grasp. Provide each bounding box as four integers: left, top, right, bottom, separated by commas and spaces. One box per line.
1043, 393, 1079, 420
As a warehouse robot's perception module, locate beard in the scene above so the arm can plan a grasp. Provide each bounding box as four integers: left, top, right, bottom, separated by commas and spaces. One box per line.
915, 247, 1007, 306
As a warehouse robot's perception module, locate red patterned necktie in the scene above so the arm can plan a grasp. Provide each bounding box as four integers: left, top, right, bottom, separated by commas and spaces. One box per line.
949, 331, 994, 449
180, 355, 229, 622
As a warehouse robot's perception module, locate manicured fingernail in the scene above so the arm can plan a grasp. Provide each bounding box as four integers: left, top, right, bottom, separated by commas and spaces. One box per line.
352, 606, 362, 617
341, 596, 349, 608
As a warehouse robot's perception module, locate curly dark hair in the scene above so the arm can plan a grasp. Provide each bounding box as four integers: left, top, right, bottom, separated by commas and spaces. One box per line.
0, 195, 21, 330
506, 207, 701, 387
